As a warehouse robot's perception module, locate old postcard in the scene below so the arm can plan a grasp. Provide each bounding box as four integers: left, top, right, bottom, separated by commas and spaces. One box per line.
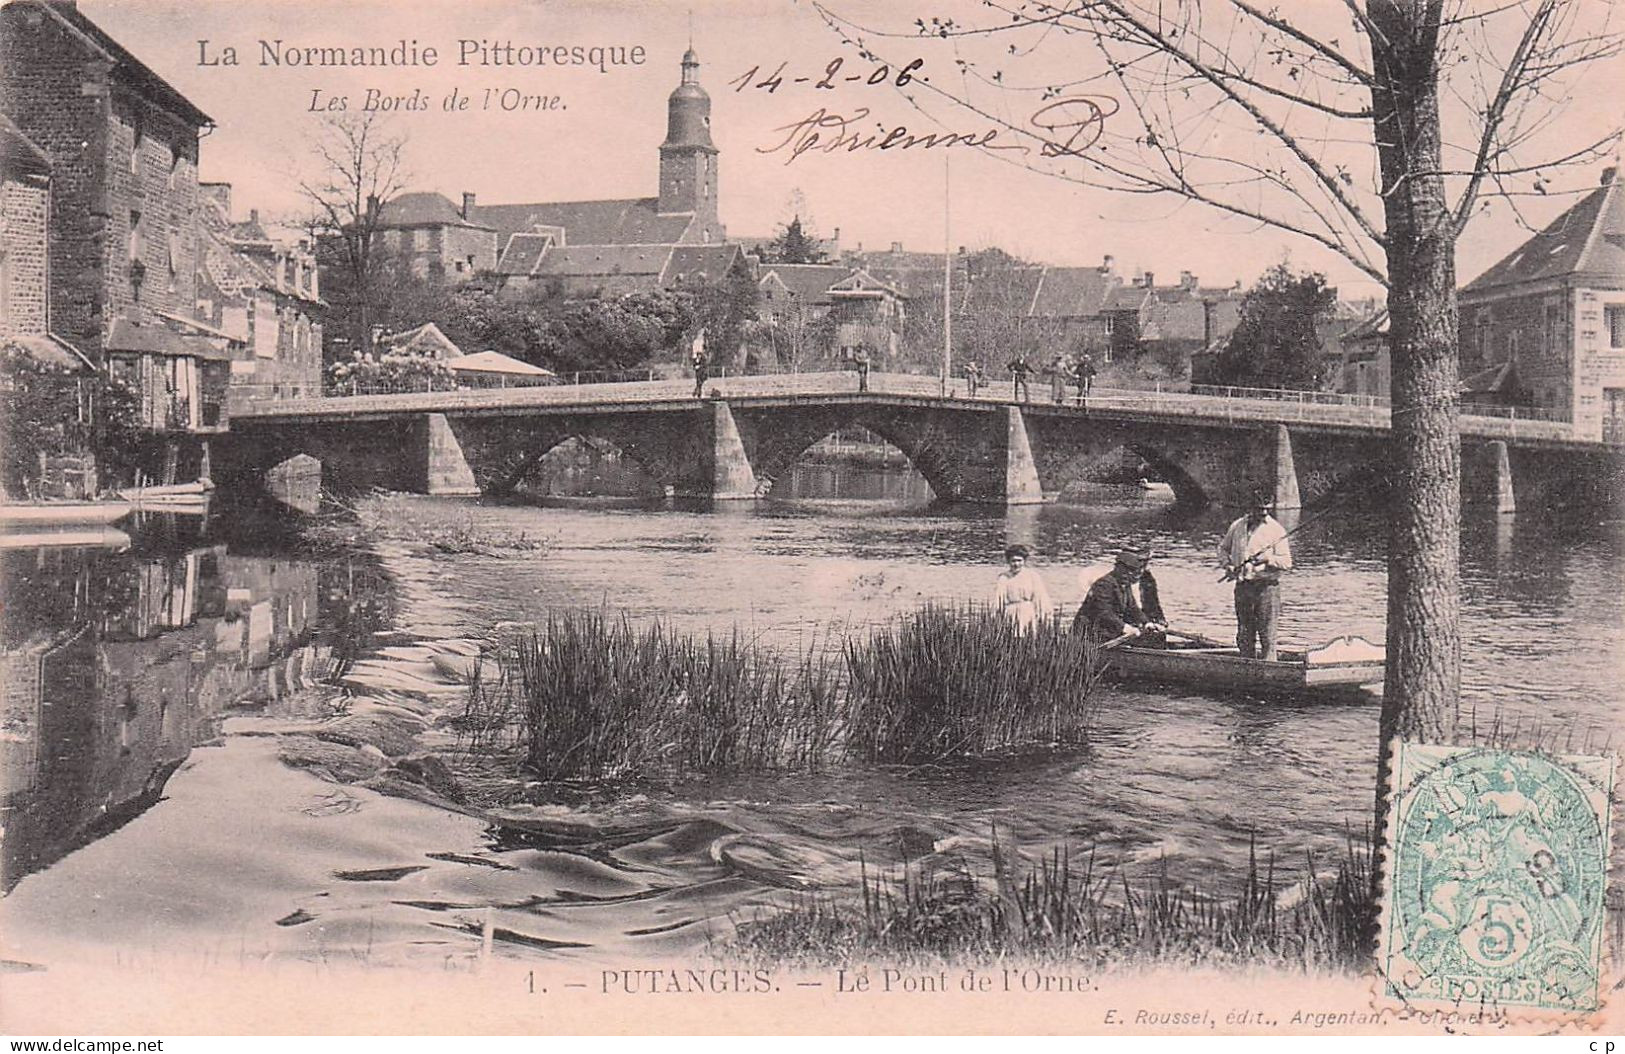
2, 0, 1622, 1039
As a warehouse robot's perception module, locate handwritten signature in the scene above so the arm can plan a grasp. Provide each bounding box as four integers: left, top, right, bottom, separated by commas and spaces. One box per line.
757, 96, 1117, 165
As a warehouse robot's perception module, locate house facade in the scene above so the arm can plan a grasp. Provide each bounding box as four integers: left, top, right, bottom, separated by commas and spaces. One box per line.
195, 183, 324, 406
1, 0, 230, 473
1458, 166, 1625, 440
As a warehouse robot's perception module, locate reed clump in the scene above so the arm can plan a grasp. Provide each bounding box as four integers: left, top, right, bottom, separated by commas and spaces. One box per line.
843, 605, 1104, 763
724, 834, 1375, 972
462, 604, 1103, 781
461, 611, 843, 780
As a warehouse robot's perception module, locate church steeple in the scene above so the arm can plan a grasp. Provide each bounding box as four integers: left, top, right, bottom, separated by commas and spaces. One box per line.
658, 46, 720, 239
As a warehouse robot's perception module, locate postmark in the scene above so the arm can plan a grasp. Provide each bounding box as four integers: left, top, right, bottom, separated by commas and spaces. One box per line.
1378, 742, 1615, 1015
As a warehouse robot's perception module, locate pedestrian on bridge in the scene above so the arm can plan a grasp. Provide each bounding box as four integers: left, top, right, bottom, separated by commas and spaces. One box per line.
964, 361, 984, 397
1218, 492, 1293, 661
851, 345, 871, 393
1074, 354, 1097, 404
1007, 354, 1032, 403
1049, 354, 1070, 403
690, 333, 709, 399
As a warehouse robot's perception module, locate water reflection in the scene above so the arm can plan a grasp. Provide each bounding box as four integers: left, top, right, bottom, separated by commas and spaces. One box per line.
0, 525, 388, 890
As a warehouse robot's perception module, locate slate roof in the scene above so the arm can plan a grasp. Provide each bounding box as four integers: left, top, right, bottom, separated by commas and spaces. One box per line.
0, 112, 50, 175
1106, 286, 1153, 313
1029, 267, 1118, 318
1464, 172, 1625, 293
531, 244, 671, 279
13, 0, 213, 127
377, 192, 492, 229
960, 267, 1043, 315
495, 233, 556, 276
758, 264, 852, 303
1461, 359, 1520, 394
380, 322, 462, 359
471, 197, 693, 245
828, 269, 905, 299
662, 244, 744, 285
106, 317, 228, 360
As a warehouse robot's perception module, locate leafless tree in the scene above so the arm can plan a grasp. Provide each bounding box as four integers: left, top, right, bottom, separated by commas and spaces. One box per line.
297, 112, 410, 356
819, 0, 1621, 846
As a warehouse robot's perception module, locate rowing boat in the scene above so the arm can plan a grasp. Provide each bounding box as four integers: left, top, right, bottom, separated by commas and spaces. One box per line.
1101, 633, 1385, 694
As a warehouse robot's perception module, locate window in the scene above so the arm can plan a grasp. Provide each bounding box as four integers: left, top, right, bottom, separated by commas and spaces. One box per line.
1474, 308, 1491, 363
1607, 305, 1625, 349
1507, 329, 1520, 364
129, 113, 143, 175
129, 211, 142, 261
1544, 301, 1564, 359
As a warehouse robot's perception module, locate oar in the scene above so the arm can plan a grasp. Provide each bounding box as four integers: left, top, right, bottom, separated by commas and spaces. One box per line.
1098, 630, 1136, 650
1164, 628, 1224, 647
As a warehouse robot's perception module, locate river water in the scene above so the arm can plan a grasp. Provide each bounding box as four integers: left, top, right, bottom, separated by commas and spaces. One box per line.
2, 463, 1621, 965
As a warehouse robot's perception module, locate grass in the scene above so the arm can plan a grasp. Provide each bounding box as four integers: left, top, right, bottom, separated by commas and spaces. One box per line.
844, 605, 1105, 763
460, 610, 843, 780
721, 831, 1375, 973
459, 604, 1106, 781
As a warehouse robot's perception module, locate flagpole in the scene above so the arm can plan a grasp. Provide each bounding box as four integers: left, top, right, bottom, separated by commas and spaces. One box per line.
942, 152, 952, 398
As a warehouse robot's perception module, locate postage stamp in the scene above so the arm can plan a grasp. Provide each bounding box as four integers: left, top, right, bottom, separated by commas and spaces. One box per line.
1378, 743, 1616, 1014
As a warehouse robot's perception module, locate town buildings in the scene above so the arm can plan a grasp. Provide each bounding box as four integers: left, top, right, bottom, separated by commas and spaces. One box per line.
0, 0, 319, 483
374, 47, 730, 296
1458, 166, 1625, 440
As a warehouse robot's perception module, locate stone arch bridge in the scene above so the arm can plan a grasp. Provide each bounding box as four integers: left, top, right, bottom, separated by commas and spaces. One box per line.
220, 373, 1624, 513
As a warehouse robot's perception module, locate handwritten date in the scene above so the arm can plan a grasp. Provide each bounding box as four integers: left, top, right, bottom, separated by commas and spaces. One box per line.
732, 57, 925, 93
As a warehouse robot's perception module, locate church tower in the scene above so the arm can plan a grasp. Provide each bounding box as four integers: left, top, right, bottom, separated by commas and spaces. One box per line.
658, 47, 722, 242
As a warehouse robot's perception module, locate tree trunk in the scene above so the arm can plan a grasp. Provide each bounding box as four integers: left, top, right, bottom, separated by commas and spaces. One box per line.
1368, 0, 1462, 854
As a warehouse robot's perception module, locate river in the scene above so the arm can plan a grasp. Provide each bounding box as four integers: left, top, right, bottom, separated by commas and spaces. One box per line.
2, 461, 1621, 965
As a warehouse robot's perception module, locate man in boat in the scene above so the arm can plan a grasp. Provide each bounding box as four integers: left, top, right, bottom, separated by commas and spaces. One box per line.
1073, 547, 1167, 646
1218, 492, 1293, 661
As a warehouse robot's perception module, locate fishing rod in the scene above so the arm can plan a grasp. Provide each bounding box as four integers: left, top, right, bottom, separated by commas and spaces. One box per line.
1218, 465, 1392, 582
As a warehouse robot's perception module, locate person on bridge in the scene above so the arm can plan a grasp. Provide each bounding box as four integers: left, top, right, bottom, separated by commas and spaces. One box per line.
691, 341, 709, 399
851, 345, 871, 392
1218, 492, 1293, 661
964, 361, 984, 397
1007, 354, 1032, 403
1048, 354, 1070, 403
1074, 547, 1166, 646
993, 544, 1053, 633
1074, 354, 1097, 404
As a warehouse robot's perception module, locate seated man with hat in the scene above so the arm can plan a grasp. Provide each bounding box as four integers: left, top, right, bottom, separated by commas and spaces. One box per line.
1073, 546, 1167, 646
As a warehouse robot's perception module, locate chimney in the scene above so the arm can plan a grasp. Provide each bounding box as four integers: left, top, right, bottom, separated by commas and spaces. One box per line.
462, 191, 477, 218
366, 194, 380, 223
832, 227, 841, 244
1101, 254, 1115, 273
890, 241, 903, 254
1180, 270, 1197, 290
249, 208, 259, 226
1604, 165, 1618, 186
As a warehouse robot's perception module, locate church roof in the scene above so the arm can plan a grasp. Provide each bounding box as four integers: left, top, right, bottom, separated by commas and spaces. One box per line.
1464, 170, 1625, 294
471, 197, 693, 245
495, 233, 556, 276
532, 244, 672, 279
377, 192, 492, 229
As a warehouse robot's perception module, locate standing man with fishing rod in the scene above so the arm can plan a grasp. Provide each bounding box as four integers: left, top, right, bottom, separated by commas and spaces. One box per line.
1218, 491, 1293, 661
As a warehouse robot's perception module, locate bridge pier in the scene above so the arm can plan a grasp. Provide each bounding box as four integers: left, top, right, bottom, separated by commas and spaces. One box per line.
1001, 406, 1045, 506
1463, 440, 1517, 514
424, 414, 480, 496
1271, 424, 1302, 511
703, 401, 759, 500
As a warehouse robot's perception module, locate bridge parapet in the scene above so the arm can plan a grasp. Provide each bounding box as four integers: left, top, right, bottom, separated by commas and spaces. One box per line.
231, 371, 1599, 446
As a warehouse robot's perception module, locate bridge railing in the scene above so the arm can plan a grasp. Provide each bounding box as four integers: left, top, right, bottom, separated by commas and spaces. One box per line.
229, 369, 1605, 444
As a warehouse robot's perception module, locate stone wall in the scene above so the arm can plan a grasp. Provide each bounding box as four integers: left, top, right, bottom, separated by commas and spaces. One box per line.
0, 172, 50, 337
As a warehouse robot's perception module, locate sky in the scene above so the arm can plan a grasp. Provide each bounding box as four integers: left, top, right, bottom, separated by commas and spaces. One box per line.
81, 0, 1625, 300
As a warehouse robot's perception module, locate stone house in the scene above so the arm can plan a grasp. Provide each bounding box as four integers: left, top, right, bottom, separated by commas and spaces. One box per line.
1, 0, 229, 475
1458, 166, 1625, 440
194, 183, 325, 406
